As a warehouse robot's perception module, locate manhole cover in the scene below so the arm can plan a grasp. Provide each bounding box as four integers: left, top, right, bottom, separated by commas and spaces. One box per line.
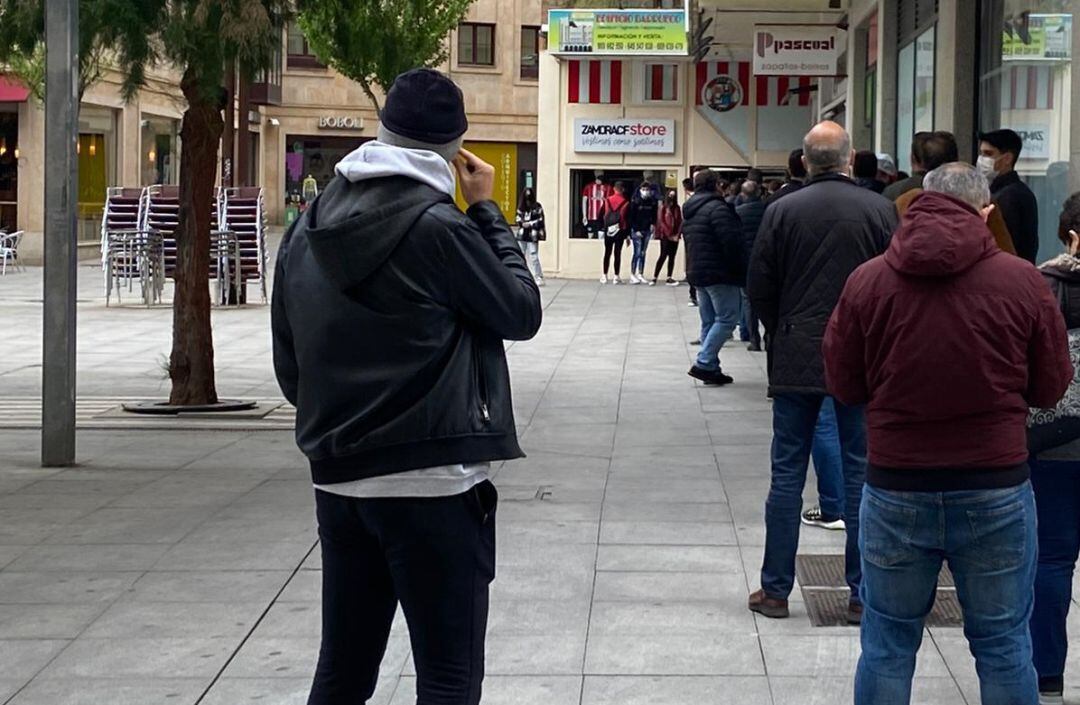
797, 554, 954, 588
802, 587, 963, 628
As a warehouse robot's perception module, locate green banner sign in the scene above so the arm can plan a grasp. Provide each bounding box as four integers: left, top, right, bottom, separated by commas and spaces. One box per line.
1003, 14, 1072, 61
548, 9, 688, 56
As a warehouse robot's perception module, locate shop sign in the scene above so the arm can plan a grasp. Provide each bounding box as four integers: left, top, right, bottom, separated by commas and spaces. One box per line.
573, 118, 675, 154
1003, 14, 1072, 61
1015, 123, 1052, 160
318, 115, 364, 130
753, 24, 843, 76
548, 9, 687, 56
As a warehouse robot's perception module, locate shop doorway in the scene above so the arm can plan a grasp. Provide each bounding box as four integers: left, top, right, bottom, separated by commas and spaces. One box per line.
0, 105, 17, 232
569, 168, 682, 240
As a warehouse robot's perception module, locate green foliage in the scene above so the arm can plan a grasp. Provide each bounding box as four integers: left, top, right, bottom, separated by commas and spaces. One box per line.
296, 0, 473, 112
0, 0, 289, 103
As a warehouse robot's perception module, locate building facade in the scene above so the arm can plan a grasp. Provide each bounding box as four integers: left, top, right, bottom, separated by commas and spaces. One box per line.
253, 0, 542, 226
536, 0, 1080, 279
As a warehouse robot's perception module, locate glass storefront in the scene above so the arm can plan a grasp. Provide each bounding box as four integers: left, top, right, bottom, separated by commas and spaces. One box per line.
896, 26, 936, 174
285, 134, 367, 206
77, 106, 117, 242
0, 104, 17, 232
140, 116, 179, 186
979, 0, 1073, 258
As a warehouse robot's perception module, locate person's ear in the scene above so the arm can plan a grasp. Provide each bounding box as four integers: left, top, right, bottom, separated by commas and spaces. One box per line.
980, 204, 995, 223
801, 155, 809, 173
1069, 229, 1080, 256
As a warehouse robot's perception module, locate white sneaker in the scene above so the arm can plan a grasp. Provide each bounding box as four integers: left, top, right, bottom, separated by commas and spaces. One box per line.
648, 279, 657, 287
613, 276, 622, 285
630, 274, 640, 285
535, 277, 545, 287
1039, 693, 1064, 705
600, 275, 608, 284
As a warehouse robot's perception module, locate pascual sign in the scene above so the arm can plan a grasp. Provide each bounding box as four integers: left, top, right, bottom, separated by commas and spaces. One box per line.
318, 116, 364, 130
754, 24, 843, 76
574, 118, 675, 153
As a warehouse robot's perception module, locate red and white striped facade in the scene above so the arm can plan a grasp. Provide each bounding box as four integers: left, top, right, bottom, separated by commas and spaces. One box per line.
695, 61, 813, 107
567, 60, 623, 104
1001, 64, 1056, 111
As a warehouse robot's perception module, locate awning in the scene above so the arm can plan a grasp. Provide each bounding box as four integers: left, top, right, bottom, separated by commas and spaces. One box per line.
0, 75, 30, 103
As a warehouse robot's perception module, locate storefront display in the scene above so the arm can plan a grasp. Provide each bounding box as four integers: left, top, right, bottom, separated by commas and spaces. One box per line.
141, 116, 179, 186
77, 106, 117, 242
284, 134, 368, 205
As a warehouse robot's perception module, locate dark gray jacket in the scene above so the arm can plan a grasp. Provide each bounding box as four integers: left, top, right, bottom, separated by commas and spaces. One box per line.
682, 191, 746, 288
748, 173, 897, 394
272, 175, 542, 484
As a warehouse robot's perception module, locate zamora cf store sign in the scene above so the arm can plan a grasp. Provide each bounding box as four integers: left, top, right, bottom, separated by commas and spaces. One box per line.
573, 118, 676, 153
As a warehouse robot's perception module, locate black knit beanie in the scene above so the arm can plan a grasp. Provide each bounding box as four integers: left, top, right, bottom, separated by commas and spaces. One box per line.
380, 69, 468, 145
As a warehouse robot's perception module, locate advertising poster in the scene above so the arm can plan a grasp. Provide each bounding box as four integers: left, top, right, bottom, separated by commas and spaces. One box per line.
548, 10, 687, 56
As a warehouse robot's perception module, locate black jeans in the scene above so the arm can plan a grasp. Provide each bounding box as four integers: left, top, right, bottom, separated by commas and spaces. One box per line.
603, 231, 626, 276
308, 482, 498, 705
653, 239, 679, 280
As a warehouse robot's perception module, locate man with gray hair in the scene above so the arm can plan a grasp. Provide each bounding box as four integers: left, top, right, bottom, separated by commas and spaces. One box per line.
824, 161, 1072, 704
747, 121, 896, 623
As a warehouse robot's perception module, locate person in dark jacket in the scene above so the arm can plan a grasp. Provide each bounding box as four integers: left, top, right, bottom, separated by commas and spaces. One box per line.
746, 121, 896, 623
853, 150, 887, 193
883, 131, 960, 202
271, 69, 542, 705
629, 180, 660, 284
980, 128, 1040, 263
735, 181, 765, 351
651, 189, 683, 286
769, 148, 806, 206
1030, 192, 1080, 705
683, 168, 746, 385
824, 163, 1071, 705
515, 186, 545, 286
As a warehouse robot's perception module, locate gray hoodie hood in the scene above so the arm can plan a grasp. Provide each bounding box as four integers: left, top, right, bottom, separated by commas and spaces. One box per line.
335, 140, 455, 197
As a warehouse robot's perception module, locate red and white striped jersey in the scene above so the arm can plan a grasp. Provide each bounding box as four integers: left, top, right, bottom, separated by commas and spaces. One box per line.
568, 60, 623, 104
581, 183, 611, 221
645, 63, 679, 102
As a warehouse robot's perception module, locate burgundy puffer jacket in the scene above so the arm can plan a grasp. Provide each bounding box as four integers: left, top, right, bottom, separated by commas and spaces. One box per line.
824, 191, 1072, 469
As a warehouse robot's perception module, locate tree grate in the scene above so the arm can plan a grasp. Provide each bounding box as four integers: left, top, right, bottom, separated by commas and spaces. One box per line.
796, 553, 954, 588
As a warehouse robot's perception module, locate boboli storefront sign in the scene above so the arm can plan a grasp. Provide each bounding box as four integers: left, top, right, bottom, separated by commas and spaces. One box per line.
573, 118, 675, 153
318, 115, 364, 130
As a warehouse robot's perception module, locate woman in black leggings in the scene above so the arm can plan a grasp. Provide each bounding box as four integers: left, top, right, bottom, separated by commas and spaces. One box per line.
601, 182, 629, 284
651, 190, 683, 286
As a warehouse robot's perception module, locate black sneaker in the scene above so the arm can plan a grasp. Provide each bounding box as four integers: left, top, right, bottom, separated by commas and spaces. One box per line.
688, 366, 733, 386
801, 506, 845, 530
1039, 676, 1064, 705
689, 339, 701, 346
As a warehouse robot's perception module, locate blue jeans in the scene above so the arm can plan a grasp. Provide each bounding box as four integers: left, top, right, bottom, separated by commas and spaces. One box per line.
695, 284, 742, 371
761, 393, 866, 599
1030, 455, 1080, 687
812, 397, 845, 519
855, 482, 1038, 705
631, 229, 652, 275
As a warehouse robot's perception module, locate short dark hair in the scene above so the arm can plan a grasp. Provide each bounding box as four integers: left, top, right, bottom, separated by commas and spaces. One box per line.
921, 131, 959, 171
1059, 192, 1080, 247
682, 177, 694, 191
788, 148, 806, 178
747, 168, 763, 184
980, 128, 1024, 162
693, 169, 718, 193
911, 131, 933, 167
853, 150, 879, 179
614, 181, 625, 193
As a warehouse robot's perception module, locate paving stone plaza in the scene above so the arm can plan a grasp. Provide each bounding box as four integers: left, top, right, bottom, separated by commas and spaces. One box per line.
0, 263, 1073, 704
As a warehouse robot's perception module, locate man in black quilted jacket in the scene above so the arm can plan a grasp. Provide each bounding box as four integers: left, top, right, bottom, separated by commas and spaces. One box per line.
746, 121, 897, 622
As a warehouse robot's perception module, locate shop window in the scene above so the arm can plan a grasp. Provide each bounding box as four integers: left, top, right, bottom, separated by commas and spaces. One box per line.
643, 63, 679, 102
140, 116, 179, 187
896, 25, 936, 174
287, 20, 324, 69
979, 2, 1074, 257
459, 23, 495, 67
521, 26, 540, 80
285, 135, 369, 206
77, 106, 117, 242
568, 169, 676, 240
0, 105, 17, 232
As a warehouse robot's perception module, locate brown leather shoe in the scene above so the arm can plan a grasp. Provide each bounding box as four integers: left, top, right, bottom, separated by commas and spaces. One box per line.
748, 589, 789, 619
847, 601, 864, 625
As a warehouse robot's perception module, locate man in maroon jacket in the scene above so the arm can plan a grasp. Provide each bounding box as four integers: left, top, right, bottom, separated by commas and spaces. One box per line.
824, 162, 1072, 705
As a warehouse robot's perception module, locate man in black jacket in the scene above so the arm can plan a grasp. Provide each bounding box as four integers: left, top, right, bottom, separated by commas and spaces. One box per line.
980, 128, 1040, 263
747, 121, 896, 622
770, 148, 806, 205
272, 69, 542, 705
683, 168, 746, 385
736, 181, 765, 351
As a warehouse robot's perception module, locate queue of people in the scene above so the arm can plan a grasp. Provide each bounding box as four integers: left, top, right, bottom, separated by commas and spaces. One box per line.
273, 67, 1080, 705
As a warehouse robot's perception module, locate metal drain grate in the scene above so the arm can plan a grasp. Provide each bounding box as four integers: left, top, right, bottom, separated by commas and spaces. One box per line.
797, 554, 954, 588
803, 588, 963, 628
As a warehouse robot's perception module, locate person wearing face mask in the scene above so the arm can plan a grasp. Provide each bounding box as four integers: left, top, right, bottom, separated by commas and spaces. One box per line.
979, 129, 1039, 264
629, 179, 660, 284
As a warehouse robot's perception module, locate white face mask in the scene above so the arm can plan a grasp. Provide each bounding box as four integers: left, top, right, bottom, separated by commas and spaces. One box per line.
640, 189, 650, 198
976, 155, 999, 180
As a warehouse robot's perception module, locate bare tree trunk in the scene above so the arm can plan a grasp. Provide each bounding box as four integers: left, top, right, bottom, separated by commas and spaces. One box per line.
360, 78, 381, 116
169, 71, 224, 406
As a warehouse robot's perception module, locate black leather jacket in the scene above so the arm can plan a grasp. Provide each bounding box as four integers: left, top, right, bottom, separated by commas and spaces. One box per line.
272, 175, 542, 484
